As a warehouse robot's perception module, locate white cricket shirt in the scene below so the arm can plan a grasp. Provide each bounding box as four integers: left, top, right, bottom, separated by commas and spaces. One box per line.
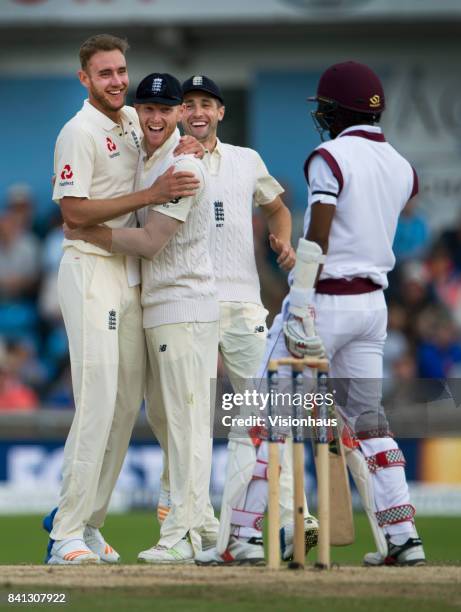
304, 125, 418, 289
53, 100, 141, 256
136, 129, 218, 328
206, 140, 284, 304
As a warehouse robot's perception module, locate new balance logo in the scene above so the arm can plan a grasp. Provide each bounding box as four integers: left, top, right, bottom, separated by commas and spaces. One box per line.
254, 325, 265, 333
214, 201, 224, 227
108, 310, 117, 330
159, 344, 167, 352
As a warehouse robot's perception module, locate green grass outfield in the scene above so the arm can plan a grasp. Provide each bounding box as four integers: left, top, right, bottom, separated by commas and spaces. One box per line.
0, 514, 460, 612
0, 512, 459, 566
1, 589, 460, 612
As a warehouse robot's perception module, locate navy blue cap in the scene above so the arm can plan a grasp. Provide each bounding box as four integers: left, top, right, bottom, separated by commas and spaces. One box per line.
134, 73, 183, 106
182, 75, 224, 105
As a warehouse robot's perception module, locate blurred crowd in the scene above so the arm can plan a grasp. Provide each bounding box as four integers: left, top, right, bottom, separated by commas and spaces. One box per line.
0, 182, 460, 411
385, 198, 461, 393
0, 184, 70, 411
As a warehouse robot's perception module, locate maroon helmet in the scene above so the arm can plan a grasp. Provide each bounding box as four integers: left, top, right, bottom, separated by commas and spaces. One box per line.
309, 61, 385, 140
311, 61, 385, 113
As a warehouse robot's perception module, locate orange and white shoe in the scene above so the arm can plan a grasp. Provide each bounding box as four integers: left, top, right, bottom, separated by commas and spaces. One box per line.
83, 526, 120, 563
157, 486, 171, 524
47, 538, 100, 565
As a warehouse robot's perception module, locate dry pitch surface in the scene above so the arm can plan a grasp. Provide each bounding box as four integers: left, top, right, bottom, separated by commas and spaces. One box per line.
1, 565, 460, 601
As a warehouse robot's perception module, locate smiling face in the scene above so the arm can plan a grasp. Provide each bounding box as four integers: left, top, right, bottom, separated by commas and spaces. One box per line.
182, 92, 225, 150
79, 49, 128, 120
136, 103, 184, 155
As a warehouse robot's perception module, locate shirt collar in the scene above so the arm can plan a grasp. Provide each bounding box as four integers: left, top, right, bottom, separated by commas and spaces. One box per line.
142, 128, 181, 165
206, 137, 222, 159
338, 124, 386, 142
81, 99, 130, 132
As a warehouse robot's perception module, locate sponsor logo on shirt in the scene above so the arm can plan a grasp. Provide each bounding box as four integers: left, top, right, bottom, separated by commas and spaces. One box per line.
159, 344, 167, 352
254, 325, 265, 333
131, 129, 141, 152
106, 137, 120, 159
214, 200, 224, 227
59, 164, 74, 186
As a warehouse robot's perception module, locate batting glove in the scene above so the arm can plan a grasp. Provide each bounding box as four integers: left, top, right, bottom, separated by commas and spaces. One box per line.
283, 311, 326, 359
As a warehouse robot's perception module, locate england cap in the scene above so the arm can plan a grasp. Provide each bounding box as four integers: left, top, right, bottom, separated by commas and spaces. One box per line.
182, 75, 224, 104
134, 73, 183, 106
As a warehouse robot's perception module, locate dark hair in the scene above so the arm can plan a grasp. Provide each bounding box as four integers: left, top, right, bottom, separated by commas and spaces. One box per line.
79, 34, 129, 70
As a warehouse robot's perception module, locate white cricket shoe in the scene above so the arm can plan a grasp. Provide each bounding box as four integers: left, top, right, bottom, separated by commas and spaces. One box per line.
47, 538, 100, 565
280, 515, 319, 561
157, 486, 171, 524
363, 551, 386, 566
84, 526, 120, 564
201, 534, 218, 551
363, 537, 426, 566
195, 536, 265, 566
138, 538, 194, 565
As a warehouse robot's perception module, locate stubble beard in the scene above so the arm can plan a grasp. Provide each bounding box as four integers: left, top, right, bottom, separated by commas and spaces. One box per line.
90, 84, 126, 114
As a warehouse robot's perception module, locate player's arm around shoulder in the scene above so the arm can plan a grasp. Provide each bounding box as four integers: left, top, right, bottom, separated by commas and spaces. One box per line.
173, 155, 206, 196
64, 209, 182, 261
117, 156, 206, 259
157, 154, 207, 217
55, 119, 134, 230
64, 157, 204, 259
56, 122, 201, 229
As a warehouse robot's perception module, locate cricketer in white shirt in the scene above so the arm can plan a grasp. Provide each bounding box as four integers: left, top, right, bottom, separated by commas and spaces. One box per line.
263, 124, 421, 561
66, 74, 220, 562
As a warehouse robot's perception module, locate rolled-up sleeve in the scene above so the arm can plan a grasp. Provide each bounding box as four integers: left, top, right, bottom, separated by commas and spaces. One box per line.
149, 157, 205, 222
253, 152, 284, 207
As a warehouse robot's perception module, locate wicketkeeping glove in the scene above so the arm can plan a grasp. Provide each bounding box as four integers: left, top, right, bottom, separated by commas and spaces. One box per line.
283, 310, 326, 359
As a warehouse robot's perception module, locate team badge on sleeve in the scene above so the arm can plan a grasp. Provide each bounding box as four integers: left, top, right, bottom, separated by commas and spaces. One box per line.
59, 164, 74, 186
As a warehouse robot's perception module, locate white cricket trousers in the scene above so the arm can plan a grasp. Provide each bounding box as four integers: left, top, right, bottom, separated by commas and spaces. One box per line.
218, 302, 269, 387
218, 302, 307, 535
160, 302, 303, 538
250, 290, 415, 540
51, 247, 145, 541
145, 321, 219, 553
